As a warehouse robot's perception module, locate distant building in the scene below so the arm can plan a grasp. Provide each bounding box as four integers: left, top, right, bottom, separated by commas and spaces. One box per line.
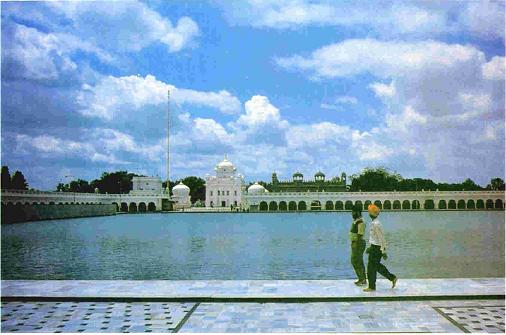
205, 156, 244, 208
130, 176, 163, 195
267, 171, 347, 193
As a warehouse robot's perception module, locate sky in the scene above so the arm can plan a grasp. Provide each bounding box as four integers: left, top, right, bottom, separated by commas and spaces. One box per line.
1, 0, 505, 190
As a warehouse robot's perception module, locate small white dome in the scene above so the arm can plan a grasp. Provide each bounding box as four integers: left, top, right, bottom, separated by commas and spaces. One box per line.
172, 182, 190, 196
248, 182, 266, 195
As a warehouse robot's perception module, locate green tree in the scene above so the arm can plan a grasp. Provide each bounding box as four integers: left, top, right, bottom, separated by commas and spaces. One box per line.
181, 176, 206, 202
56, 183, 70, 192
69, 179, 94, 193
487, 178, 505, 191
1, 166, 11, 189
11, 171, 28, 190
349, 167, 401, 191
90, 171, 140, 194
461, 178, 483, 191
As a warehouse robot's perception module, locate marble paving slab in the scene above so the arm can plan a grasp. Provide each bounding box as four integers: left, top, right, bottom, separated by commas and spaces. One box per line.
2, 278, 504, 300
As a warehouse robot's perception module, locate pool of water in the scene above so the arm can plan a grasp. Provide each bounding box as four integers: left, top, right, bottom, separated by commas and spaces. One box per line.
1, 212, 504, 280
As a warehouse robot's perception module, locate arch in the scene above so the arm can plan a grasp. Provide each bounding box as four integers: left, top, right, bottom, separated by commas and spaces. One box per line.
49, 201, 55, 205
324, 200, 334, 210
448, 200, 456, 209
457, 199, 466, 209
476, 199, 484, 209
373, 200, 382, 209
393, 200, 401, 210
412, 200, 420, 210
32, 202, 38, 205
298, 201, 307, 211
467, 199, 475, 209
278, 201, 287, 211
364, 200, 372, 209
495, 199, 503, 209
354, 201, 363, 211
138, 202, 147, 212
288, 201, 297, 211
129, 202, 138, 212
259, 201, 268, 211
438, 200, 447, 210
383, 200, 392, 210
345, 200, 353, 210
402, 200, 411, 210
112, 202, 119, 212
335, 201, 344, 210
120, 202, 128, 212
148, 202, 156, 211
486, 199, 494, 209
424, 199, 435, 210
311, 200, 322, 211
268, 201, 278, 211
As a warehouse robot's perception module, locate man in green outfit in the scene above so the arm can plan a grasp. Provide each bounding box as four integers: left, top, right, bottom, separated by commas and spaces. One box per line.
350, 204, 367, 286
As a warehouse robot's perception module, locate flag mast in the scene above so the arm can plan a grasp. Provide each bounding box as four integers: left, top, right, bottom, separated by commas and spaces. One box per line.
167, 89, 170, 195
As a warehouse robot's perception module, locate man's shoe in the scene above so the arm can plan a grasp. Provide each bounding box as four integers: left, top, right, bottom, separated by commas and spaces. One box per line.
354, 280, 366, 286
391, 277, 398, 289
363, 287, 375, 292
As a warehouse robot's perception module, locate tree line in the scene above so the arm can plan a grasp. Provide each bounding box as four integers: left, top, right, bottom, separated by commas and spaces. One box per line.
348, 167, 504, 192
1, 166, 29, 190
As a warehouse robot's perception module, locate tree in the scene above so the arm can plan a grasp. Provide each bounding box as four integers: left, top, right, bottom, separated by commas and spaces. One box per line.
349, 167, 401, 192
1, 166, 11, 189
181, 176, 206, 202
56, 183, 70, 192
69, 179, 94, 193
461, 178, 483, 191
487, 178, 505, 191
10, 171, 28, 190
90, 171, 140, 194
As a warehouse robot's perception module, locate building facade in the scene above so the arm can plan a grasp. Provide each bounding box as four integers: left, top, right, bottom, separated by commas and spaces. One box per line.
130, 176, 163, 195
268, 171, 347, 192
205, 157, 244, 208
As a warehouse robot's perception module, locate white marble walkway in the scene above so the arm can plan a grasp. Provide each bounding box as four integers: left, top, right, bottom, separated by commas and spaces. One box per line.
2, 278, 504, 300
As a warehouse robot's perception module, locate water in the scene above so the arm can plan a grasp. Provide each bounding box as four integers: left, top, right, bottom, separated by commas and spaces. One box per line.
1, 212, 504, 280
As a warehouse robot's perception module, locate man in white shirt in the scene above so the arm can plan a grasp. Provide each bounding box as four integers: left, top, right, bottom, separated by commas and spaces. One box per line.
363, 204, 397, 292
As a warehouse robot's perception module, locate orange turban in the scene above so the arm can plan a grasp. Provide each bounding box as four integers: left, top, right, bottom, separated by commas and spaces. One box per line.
368, 204, 380, 216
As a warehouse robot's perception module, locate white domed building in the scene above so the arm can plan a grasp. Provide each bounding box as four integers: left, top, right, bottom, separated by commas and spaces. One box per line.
171, 181, 191, 210
205, 156, 244, 208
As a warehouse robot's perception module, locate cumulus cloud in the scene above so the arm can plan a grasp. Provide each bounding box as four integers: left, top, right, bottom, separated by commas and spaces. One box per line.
77, 74, 241, 120
14, 129, 165, 166
47, 1, 199, 52
276, 38, 504, 180
482, 56, 505, 81
218, 1, 504, 39
2, 22, 112, 82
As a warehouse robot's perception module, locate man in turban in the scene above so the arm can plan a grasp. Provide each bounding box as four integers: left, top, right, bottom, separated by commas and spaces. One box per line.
363, 204, 397, 292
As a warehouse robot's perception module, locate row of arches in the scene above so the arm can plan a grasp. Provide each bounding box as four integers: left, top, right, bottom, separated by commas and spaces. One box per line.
2, 201, 158, 212
258, 198, 504, 211
113, 202, 157, 212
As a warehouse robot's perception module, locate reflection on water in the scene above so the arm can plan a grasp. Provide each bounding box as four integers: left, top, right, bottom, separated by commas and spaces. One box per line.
1, 212, 504, 280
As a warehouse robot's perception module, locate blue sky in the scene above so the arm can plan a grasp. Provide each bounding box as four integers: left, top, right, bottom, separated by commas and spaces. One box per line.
1, 0, 505, 190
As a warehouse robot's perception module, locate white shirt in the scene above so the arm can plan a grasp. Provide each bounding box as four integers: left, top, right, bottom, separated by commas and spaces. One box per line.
368, 218, 387, 252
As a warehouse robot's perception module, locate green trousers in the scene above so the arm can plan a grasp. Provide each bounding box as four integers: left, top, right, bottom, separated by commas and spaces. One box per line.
351, 239, 366, 281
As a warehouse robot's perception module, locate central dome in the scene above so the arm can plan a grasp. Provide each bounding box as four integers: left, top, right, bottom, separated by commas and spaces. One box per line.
215, 156, 236, 176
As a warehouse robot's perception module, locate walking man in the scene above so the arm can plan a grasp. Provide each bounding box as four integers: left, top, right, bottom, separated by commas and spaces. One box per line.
363, 204, 397, 292
350, 204, 367, 286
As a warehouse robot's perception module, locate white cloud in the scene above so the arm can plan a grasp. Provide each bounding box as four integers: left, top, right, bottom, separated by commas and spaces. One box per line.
237, 95, 285, 127
3, 23, 112, 81
276, 39, 485, 79
47, 1, 199, 52
277, 38, 504, 180
219, 1, 504, 40
369, 81, 396, 99
482, 56, 505, 80
461, 1, 505, 40
77, 74, 241, 120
